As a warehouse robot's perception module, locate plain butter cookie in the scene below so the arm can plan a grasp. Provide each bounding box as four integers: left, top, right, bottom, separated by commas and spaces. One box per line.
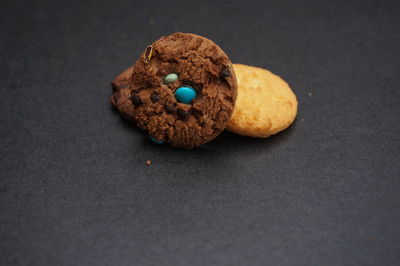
227, 64, 297, 138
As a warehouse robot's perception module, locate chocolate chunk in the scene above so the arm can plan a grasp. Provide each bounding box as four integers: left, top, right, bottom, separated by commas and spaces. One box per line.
151, 93, 160, 103
165, 105, 177, 114
130, 93, 142, 106
177, 109, 189, 121
220, 68, 231, 78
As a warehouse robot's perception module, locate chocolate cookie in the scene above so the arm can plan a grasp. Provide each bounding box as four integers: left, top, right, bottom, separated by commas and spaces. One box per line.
110, 32, 237, 149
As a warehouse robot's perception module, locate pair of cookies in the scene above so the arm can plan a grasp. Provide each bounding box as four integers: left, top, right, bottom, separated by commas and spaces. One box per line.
111, 33, 297, 149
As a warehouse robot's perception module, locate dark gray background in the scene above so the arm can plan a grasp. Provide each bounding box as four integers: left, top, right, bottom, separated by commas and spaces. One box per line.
1, 0, 399, 265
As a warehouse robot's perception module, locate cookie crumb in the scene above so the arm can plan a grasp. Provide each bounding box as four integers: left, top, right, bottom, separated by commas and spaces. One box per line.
308, 92, 313, 97
146, 160, 151, 166
301, 118, 304, 122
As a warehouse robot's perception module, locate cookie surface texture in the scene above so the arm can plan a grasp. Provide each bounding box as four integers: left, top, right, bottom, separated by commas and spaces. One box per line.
111, 32, 237, 149
227, 64, 298, 138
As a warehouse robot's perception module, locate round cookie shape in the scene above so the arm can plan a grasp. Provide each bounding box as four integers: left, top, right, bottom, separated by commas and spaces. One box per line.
118, 32, 237, 149
227, 64, 298, 138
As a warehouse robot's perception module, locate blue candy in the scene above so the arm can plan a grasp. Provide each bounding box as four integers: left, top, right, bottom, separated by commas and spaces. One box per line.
150, 136, 164, 144
175, 86, 197, 104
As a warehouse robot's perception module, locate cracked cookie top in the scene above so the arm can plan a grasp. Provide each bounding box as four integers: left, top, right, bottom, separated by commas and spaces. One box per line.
111, 32, 237, 149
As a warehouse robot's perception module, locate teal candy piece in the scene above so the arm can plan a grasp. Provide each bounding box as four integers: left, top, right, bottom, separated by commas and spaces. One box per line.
163, 73, 179, 84
150, 136, 164, 144
175, 86, 197, 104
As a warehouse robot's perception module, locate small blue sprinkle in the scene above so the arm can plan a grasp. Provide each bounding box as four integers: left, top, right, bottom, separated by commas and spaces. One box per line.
150, 136, 164, 144
175, 86, 197, 104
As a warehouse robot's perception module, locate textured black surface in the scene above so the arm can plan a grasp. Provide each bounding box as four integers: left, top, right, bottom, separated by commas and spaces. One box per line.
1, 0, 400, 265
